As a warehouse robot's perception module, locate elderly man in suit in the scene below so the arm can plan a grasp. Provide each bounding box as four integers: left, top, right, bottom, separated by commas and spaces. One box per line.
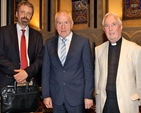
42, 10, 94, 113
0, 1, 43, 91
95, 12, 141, 113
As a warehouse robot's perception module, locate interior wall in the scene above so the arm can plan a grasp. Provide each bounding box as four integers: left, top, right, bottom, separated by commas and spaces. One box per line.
59, 0, 72, 14
108, 0, 141, 27
40, 0, 141, 48
108, 0, 122, 19
1, 0, 7, 26
97, 0, 103, 28
28, 0, 40, 30
123, 19, 141, 27
1, 0, 141, 46
59, 0, 89, 30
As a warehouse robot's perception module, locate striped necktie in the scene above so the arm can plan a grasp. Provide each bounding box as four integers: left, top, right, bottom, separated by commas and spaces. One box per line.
60, 38, 67, 66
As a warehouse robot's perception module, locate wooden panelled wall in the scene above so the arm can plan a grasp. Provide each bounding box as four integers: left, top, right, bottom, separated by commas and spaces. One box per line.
40, 27, 141, 49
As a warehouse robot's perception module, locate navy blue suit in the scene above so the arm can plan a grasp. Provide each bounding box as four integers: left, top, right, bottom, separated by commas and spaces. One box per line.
0, 24, 43, 90
42, 33, 94, 107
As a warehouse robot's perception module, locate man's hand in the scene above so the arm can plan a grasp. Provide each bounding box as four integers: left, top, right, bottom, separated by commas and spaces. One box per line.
84, 98, 93, 109
14, 69, 28, 84
43, 97, 53, 108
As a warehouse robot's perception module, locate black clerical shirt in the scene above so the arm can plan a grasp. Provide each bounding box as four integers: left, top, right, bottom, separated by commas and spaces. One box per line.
106, 38, 122, 93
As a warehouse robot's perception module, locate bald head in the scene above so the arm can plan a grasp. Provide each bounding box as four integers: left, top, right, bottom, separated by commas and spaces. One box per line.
55, 10, 73, 24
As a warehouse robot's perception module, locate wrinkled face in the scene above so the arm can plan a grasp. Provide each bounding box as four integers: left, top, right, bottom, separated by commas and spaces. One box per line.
16, 5, 33, 28
55, 12, 73, 38
103, 15, 122, 43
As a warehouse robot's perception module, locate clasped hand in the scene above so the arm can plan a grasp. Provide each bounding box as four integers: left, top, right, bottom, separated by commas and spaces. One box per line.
13, 69, 28, 84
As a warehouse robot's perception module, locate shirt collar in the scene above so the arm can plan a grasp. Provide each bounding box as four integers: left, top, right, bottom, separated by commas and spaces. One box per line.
16, 23, 29, 32
110, 37, 122, 46
59, 32, 73, 42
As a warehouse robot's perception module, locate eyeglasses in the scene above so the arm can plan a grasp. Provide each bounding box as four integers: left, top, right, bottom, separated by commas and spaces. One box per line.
56, 22, 70, 26
104, 22, 119, 29
19, 10, 32, 17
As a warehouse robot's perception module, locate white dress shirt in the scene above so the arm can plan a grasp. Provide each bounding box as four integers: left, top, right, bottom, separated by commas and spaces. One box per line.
58, 32, 73, 59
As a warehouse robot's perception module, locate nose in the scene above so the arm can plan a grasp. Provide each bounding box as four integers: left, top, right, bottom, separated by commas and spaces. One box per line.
109, 25, 113, 31
24, 12, 28, 17
61, 23, 66, 29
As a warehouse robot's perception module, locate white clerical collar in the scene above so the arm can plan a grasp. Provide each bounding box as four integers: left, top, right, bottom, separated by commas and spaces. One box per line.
111, 42, 117, 46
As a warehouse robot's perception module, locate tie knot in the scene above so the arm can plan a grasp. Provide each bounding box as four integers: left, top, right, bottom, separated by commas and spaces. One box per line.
62, 38, 67, 43
21, 29, 25, 34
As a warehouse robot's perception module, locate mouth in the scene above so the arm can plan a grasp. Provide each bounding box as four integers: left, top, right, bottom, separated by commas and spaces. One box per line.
21, 17, 29, 21
61, 31, 66, 33
109, 32, 115, 35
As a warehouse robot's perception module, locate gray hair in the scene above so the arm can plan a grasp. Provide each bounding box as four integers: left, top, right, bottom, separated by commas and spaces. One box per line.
102, 12, 122, 26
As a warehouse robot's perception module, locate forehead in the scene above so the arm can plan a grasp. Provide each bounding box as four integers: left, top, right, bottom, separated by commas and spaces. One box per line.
19, 5, 33, 12
57, 13, 70, 21
104, 15, 118, 24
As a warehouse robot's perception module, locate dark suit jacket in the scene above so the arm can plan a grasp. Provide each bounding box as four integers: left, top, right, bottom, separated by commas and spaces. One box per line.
42, 33, 94, 106
0, 24, 43, 90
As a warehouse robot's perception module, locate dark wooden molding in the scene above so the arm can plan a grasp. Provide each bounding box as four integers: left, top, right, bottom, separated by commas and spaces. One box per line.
7, 0, 15, 25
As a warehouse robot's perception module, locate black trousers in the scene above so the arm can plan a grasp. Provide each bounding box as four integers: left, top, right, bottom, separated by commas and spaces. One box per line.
103, 91, 120, 113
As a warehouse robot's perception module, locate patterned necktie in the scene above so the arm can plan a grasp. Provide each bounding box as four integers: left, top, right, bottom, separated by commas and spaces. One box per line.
20, 29, 28, 69
60, 38, 67, 66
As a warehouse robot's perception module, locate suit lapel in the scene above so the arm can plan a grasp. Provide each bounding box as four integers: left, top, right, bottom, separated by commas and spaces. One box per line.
116, 38, 128, 80
103, 42, 109, 84
64, 34, 76, 66
11, 25, 20, 63
53, 36, 63, 66
54, 36, 60, 60
28, 28, 38, 63
28, 28, 33, 62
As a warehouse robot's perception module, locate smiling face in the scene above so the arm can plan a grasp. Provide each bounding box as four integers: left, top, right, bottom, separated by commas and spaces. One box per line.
55, 11, 74, 38
103, 14, 123, 43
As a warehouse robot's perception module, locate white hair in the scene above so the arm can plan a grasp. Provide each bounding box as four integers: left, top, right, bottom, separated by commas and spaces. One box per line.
55, 10, 73, 24
102, 12, 122, 26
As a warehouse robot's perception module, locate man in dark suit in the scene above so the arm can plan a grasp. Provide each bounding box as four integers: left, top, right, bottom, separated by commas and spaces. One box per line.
42, 10, 94, 113
0, 1, 43, 91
